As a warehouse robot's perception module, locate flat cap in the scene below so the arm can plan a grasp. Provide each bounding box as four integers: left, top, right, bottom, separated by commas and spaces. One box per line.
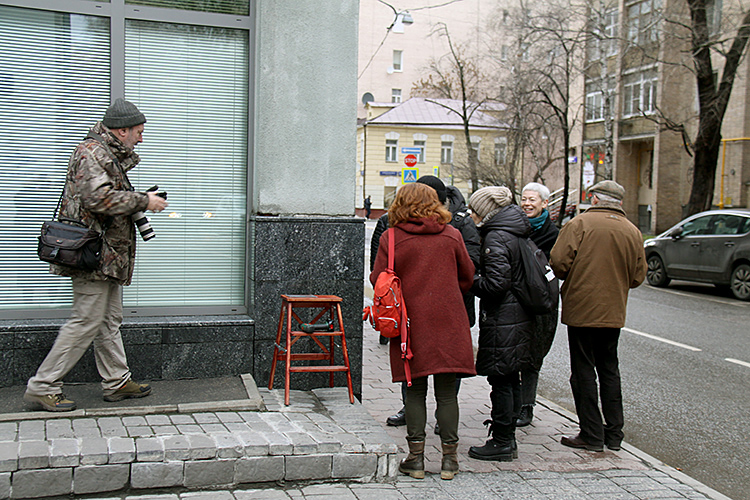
590, 179, 624, 201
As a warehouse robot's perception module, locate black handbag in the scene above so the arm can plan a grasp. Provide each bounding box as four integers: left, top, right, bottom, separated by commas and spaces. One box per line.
37, 189, 103, 271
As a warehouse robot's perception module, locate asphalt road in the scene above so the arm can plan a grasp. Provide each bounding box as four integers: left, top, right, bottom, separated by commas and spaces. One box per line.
537, 281, 750, 500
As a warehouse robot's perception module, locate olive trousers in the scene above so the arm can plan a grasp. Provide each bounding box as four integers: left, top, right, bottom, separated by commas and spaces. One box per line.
404, 373, 459, 444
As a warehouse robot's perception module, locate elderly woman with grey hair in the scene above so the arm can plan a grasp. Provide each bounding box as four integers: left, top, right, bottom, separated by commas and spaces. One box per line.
516, 182, 560, 427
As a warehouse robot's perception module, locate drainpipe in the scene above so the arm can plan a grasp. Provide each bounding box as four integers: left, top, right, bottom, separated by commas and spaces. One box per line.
719, 137, 750, 209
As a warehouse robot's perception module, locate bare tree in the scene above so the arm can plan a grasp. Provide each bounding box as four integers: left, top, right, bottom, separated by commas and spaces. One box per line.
481, 4, 567, 198
583, 0, 620, 178
512, 0, 586, 225
680, 1, 750, 215
412, 23, 496, 192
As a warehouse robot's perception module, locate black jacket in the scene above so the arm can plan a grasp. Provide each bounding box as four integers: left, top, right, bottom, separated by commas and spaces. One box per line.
471, 204, 534, 377
370, 213, 390, 272
369, 188, 481, 326
529, 211, 559, 260
446, 186, 481, 268
527, 210, 560, 368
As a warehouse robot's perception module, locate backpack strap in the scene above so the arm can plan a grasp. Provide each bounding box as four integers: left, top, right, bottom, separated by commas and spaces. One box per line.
388, 228, 414, 386
387, 227, 395, 272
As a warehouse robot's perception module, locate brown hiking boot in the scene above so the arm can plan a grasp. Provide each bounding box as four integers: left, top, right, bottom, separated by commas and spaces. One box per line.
104, 379, 152, 402
399, 440, 425, 479
441, 442, 459, 480
23, 393, 76, 412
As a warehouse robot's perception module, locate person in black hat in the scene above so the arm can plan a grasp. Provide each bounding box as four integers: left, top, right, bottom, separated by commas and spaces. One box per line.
370, 176, 480, 428
24, 98, 168, 412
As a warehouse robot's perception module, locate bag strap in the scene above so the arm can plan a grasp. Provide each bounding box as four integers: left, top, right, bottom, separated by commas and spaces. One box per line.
389, 228, 414, 387
52, 131, 121, 229
387, 227, 395, 272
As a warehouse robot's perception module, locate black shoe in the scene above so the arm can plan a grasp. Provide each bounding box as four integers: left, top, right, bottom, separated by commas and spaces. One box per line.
605, 441, 622, 451
386, 407, 406, 426
379, 335, 389, 345
469, 419, 514, 461
468, 438, 513, 462
561, 434, 604, 452
516, 405, 533, 427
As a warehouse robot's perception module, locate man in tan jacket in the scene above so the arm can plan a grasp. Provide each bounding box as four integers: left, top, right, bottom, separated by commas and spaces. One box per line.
550, 180, 646, 452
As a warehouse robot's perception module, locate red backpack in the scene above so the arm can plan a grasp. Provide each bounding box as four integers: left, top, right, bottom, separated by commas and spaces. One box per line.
363, 228, 414, 385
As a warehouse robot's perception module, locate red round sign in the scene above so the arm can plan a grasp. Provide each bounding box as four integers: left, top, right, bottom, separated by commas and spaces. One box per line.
404, 154, 417, 167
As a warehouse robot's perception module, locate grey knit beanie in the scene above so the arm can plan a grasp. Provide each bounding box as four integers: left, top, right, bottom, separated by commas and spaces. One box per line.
468, 186, 513, 222
103, 98, 146, 129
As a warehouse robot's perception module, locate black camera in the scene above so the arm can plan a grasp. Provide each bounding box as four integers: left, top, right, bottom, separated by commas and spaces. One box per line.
133, 186, 167, 242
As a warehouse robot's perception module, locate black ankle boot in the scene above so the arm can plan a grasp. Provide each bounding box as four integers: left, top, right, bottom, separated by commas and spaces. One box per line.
468, 420, 514, 462
516, 405, 534, 427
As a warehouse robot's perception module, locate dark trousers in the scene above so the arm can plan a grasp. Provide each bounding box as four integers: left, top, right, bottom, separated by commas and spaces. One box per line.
567, 326, 624, 447
519, 367, 539, 407
487, 372, 521, 428
404, 373, 459, 443
401, 378, 460, 404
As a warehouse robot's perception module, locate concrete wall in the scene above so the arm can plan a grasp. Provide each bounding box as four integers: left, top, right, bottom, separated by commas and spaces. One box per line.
255, 1, 359, 216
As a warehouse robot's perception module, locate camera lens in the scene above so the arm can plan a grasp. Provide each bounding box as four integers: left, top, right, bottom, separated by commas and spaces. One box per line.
132, 212, 155, 241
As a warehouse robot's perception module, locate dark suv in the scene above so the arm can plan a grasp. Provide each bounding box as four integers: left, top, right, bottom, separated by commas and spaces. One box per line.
643, 209, 750, 301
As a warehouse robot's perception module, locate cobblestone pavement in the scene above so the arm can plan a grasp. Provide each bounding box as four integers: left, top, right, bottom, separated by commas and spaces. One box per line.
70, 469, 727, 500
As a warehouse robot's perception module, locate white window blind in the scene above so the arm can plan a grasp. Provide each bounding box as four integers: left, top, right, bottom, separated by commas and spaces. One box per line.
0, 5, 250, 318
126, 0, 250, 16
123, 19, 248, 309
0, 6, 111, 313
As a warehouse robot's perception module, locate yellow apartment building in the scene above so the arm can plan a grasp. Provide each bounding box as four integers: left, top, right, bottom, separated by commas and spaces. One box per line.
357, 98, 510, 215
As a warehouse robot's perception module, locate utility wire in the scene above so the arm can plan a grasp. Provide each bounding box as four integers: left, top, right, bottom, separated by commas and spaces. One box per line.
358, 0, 466, 81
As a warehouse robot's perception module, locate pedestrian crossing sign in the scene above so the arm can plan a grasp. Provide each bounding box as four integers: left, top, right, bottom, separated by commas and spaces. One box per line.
402, 168, 418, 184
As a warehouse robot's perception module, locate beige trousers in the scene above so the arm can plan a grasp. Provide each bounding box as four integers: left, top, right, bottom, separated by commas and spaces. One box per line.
26, 278, 131, 397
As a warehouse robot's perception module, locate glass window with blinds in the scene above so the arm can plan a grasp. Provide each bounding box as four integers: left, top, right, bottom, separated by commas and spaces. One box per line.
0, 6, 111, 314
0, 3, 251, 318
124, 20, 248, 309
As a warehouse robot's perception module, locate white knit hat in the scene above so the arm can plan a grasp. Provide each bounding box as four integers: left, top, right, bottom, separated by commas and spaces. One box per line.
468, 186, 513, 222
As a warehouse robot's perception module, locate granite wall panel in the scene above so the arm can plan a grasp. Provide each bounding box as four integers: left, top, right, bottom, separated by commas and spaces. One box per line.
251, 216, 364, 399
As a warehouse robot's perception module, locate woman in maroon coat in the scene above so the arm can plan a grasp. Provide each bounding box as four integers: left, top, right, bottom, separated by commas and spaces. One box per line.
370, 183, 476, 481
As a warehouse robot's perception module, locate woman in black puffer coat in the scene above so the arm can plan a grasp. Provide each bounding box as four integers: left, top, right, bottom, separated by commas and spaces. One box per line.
466, 186, 533, 462
516, 182, 560, 427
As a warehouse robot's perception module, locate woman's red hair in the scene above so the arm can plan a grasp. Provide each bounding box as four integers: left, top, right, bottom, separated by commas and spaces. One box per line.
388, 183, 452, 226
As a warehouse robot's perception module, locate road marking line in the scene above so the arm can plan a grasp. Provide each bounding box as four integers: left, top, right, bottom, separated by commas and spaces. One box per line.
622, 327, 702, 352
645, 284, 748, 307
726, 358, 750, 369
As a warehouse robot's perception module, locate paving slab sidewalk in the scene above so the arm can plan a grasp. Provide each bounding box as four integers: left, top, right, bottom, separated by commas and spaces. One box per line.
358, 319, 733, 500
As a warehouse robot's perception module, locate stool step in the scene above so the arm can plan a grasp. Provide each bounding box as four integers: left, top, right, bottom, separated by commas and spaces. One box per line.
274, 353, 333, 361
289, 365, 350, 373
291, 331, 343, 336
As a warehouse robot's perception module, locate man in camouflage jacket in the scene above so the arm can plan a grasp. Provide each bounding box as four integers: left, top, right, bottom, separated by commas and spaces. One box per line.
24, 99, 168, 412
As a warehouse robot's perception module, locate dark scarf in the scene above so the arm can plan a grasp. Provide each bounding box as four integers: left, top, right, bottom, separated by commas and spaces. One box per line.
529, 209, 549, 232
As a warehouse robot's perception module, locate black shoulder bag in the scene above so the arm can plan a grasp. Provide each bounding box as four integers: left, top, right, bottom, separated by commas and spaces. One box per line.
37, 188, 104, 271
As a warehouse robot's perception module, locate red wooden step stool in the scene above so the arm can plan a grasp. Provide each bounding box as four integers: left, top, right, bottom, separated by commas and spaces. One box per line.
268, 294, 355, 405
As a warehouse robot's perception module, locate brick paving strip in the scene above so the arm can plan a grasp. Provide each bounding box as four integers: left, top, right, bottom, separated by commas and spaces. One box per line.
0, 387, 399, 499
